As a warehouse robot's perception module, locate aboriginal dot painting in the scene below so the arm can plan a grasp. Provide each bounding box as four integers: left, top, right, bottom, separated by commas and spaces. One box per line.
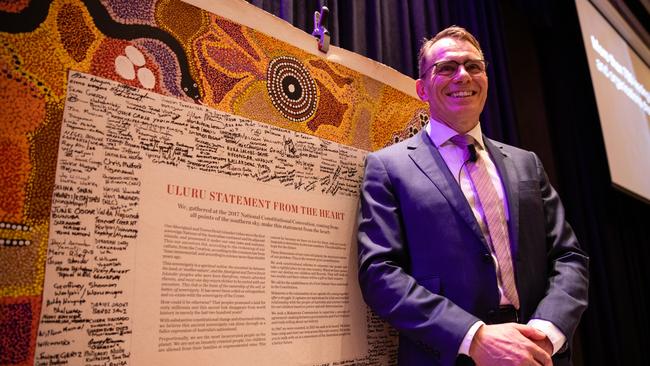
0, 1, 426, 364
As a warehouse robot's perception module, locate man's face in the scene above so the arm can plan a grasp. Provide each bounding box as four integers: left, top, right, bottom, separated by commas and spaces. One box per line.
416, 37, 488, 133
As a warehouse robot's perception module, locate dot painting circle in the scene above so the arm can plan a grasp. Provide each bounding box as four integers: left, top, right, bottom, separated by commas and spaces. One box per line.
266, 56, 318, 122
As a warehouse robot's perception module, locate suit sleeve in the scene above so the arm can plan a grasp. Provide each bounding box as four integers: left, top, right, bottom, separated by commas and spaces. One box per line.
530, 152, 589, 348
357, 152, 479, 365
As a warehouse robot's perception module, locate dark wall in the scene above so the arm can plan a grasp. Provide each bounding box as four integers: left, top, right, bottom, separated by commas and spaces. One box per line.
500, 1, 650, 365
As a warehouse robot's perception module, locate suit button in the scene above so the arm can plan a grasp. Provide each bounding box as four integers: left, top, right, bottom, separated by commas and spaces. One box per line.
482, 253, 492, 263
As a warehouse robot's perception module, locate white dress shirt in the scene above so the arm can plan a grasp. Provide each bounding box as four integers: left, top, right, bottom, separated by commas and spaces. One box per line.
425, 120, 566, 356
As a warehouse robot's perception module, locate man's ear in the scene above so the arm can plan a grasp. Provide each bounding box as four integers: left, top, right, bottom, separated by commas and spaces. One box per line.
415, 79, 428, 101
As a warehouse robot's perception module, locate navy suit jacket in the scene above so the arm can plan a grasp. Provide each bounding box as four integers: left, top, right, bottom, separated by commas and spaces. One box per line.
357, 129, 589, 366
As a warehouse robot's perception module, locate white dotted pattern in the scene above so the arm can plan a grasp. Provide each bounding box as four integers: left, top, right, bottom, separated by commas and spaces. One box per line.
266, 56, 317, 122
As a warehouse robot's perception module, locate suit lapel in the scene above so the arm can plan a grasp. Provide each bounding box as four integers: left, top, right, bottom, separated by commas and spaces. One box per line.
407, 130, 487, 248
484, 137, 520, 259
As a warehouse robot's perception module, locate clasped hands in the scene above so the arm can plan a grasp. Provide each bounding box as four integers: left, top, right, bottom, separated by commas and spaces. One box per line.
469, 323, 554, 366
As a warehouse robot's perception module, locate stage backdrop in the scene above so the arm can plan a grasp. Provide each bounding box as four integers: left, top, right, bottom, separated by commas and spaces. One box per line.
0, 1, 426, 365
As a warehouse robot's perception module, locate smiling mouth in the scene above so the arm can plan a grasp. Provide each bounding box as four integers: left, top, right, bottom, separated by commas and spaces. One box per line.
446, 91, 477, 98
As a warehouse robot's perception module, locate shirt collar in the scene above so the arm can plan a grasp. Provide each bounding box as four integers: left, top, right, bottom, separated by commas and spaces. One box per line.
425, 118, 485, 149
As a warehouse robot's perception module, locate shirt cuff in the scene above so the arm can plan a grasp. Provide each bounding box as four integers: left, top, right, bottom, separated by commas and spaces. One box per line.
458, 321, 485, 356
527, 319, 566, 355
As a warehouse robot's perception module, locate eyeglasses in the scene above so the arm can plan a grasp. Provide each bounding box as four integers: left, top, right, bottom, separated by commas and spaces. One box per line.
421, 59, 488, 78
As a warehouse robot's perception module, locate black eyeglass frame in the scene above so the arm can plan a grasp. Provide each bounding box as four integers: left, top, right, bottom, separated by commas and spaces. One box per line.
419, 59, 489, 78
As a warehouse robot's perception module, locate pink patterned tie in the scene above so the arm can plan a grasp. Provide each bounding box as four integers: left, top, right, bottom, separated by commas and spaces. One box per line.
450, 134, 520, 309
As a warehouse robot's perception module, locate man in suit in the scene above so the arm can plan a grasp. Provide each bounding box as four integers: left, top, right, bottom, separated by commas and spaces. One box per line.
357, 26, 589, 366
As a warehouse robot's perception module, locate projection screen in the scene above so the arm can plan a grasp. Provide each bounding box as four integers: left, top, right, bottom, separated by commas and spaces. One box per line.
575, 0, 650, 202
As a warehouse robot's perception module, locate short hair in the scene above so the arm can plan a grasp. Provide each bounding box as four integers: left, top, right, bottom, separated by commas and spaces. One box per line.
418, 26, 484, 77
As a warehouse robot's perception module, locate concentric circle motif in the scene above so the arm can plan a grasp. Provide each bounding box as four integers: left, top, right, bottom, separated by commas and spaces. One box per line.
266, 56, 318, 122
